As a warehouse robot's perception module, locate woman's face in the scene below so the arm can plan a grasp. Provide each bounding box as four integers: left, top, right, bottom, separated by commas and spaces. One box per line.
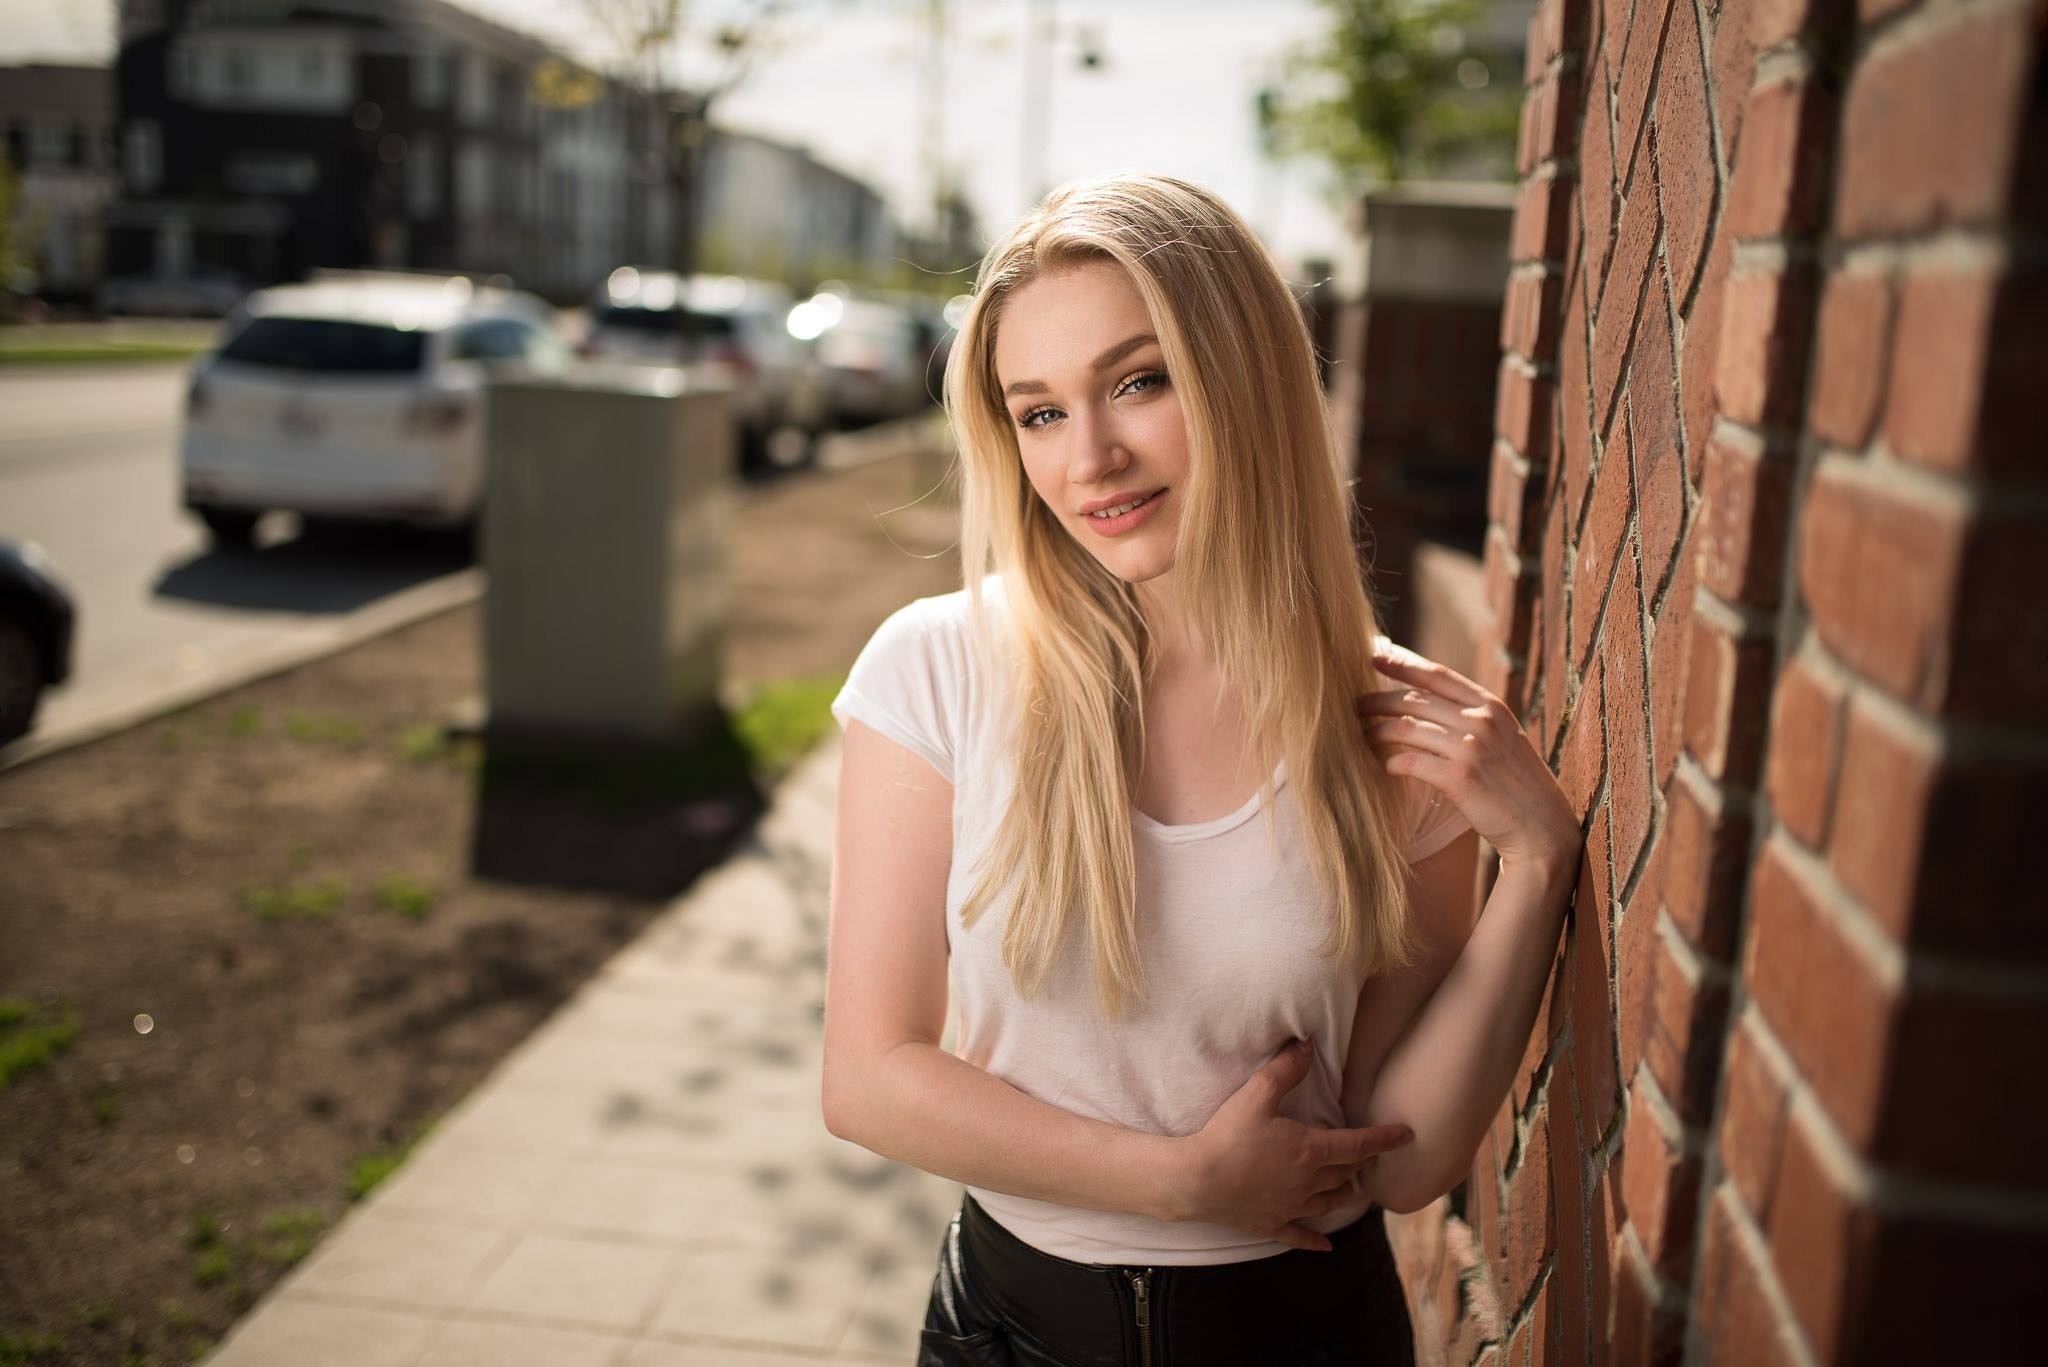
992, 258, 1188, 586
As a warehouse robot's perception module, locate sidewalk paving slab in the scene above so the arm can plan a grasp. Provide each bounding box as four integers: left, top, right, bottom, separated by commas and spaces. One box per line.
204, 735, 957, 1366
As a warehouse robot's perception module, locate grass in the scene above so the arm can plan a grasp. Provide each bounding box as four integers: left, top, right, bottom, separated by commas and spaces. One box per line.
371, 873, 437, 921
248, 1208, 327, 1268
227, 704, 263, 737
239, 876, 348, 922
0, 1327, 65, 1363
282, 710, 364, 748
347, 1120, 434, 1201
0, 341, 210, 366
0, 999, 81, 1091
734, 674, 846, 778
395, 721, 446, 764
94, 1085, 120, 1126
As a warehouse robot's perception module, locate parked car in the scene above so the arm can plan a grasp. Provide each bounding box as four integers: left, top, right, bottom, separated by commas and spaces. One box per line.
179, 275, 568, 550
0, 537, 77, 745
805, 294, 936, 426
98, 267, 251, 319
579, 269, 831, 473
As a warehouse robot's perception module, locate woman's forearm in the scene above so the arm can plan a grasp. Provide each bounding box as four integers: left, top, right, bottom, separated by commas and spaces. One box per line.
824, 1039, 1189, 1221
1357, 851, 1578, 1212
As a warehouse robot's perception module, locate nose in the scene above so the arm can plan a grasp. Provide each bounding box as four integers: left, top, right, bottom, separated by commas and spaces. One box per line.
1065, 402, 1130, 489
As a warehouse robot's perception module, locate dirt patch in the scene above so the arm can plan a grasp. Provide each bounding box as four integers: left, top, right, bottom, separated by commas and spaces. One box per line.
0, 440, 961, 1365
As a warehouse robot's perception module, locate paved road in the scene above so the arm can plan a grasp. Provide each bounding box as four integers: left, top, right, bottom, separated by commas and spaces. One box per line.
0, 362, 478, 766
0, 361, 947, 768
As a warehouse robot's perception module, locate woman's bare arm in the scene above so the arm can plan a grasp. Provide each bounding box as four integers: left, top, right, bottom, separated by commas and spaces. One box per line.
1349, 843, 1578, 1213
820, 718, 1190, 1221
820, 719, 1408, 1247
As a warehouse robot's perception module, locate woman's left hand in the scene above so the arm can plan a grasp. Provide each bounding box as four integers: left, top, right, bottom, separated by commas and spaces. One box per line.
1357, 638, 1582, 872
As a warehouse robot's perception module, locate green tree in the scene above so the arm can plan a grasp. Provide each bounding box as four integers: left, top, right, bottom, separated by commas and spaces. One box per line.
1263, 0, 1522, 190
0, 151, 37, 295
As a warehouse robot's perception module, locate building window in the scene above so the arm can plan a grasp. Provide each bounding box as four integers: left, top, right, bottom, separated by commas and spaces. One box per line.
224, 47, 254, 95
456, 141, 489, 219
301, 49, 326, 83
459, 54, 491, 125
408, 133, 439, 217
124, 120, 161, 192
29, 120, 69, 167
412, 49, 447, 107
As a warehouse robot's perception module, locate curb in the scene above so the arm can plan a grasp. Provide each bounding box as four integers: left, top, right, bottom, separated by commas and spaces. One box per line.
0, 568, 485, 776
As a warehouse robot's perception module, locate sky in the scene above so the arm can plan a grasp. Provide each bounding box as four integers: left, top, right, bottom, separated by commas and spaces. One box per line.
0, 0, 1351, 275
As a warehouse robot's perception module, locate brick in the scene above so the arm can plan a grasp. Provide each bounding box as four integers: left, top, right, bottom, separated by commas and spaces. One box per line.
1601, 552, 1653, 879
1571, 864, 1621, 1144
1762, 653, 1844, 849
1717, 1013, 1789, 1222
1680, 615, 1773, 787
1660, 764, 1751, 961
1808, 267, 1893, 449
1885, 270, 2047, 480
1616, 896, 1658, 1089
1950, 512, 2048, 725
1512, 170, 1574, 264
1652, 0, 1715, 304
1514, 941, 1566, 1112
1610, 1231, 1686, 1367
1694, 434, 1793, 608
1887, 989, 2048, 1189
1542, 492, 1570, 752
1678, 228, 1733, 483
1615, 0, 1674, 191
1496, 360, 1554, 460
1490, 440, 1539, 558
1754, 0, 1853, 50
1830, 694, 2048, 962
1593, 155, 1661, 431
1502, 268, 1564, 364
1562, 271, 1595, 520
1709, 0, 1760, 169
1716, 265, 1817, 430
1619, 1081, 1700, 1283
1835, 3, 2036, 238
1627, 258, 1685, 603
1571, 421, 1634, 675
1796, 460, 1967, 711
1696, 1191, 1802, 1367
1766, 1103, 1870, 1366
1588, 1163, 1621, 1367
1745, 838, 1896, 1152
1560, 655, 1605, 823
1647, 530, 1696, 788
1580, 55, 1618, 288
1583, 798, 1616, 999
1504, 1109, 1553, 1313
1725, 72, 1837, 241
1486, 525, 1535, 658
1646, 925, 1729, 1123
1521, 63, 1580, 177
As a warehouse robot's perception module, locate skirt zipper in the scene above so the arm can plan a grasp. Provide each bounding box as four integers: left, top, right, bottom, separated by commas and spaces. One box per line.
1126, 1267, 1153, 1364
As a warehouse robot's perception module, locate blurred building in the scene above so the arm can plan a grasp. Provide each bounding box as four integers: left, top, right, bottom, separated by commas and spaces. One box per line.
100, 0, 922, 306
0, 63, 118, 304
693, 126, 920, 292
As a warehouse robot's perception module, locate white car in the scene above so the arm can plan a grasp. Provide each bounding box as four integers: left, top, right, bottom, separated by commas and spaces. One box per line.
580, 269, 830, 473
180, 276, 567, 549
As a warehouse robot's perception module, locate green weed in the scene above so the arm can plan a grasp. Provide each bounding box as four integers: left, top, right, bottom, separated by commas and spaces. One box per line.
283, 711, 363, 748
735, 674, 846, 778
227, 705, 263, 737
371, 874, 436, 921
0, 1004, 81, 1091
394, 722, 446, 764
240, 877, 347, 922
93, 1086, 119, 1126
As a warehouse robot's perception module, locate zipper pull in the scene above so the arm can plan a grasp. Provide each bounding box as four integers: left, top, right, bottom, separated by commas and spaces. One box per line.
1130, 1268, 1150, 1328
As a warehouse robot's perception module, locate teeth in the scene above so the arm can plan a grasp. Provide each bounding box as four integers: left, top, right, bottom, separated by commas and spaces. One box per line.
1090, 493, 1152, 519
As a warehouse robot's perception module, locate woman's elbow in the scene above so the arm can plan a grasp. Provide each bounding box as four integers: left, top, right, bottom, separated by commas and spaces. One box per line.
820, 1058, 865, 1142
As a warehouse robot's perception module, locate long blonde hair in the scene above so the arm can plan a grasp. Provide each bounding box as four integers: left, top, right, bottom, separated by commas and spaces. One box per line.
944, 171, 1419, 1020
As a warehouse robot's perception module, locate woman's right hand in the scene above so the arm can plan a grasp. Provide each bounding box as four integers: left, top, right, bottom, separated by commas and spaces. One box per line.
1173, 1038, 1414, 1252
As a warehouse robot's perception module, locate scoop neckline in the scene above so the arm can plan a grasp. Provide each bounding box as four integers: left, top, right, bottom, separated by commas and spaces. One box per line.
1132, 760, 1289, 843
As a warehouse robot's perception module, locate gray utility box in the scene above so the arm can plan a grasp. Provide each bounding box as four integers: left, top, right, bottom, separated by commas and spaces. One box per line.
481, 365, 736, 742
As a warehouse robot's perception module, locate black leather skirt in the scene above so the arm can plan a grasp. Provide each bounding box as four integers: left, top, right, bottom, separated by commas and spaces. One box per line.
917, 1192, 1418, 1367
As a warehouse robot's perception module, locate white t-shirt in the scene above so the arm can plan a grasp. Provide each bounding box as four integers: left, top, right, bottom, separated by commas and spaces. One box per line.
829, 581, 1473, 1265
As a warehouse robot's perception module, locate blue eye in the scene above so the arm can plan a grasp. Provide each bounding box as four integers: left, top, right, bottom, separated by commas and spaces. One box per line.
1015, 370, 1167, 431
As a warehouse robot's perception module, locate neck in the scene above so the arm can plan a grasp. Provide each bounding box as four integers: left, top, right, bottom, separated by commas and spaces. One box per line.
1135, 573, 1205, 676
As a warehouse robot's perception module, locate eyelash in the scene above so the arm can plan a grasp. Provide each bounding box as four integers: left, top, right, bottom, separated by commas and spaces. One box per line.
1016, 370, 1167, 430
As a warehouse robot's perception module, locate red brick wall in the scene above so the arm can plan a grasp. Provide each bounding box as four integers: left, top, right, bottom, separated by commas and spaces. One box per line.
1391, 0, 2048, 1362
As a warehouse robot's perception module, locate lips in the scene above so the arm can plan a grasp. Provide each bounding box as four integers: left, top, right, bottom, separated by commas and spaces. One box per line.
1079, 487, 1166, 519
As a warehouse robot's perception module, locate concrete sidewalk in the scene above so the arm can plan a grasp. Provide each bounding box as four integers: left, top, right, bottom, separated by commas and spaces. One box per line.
207, 736, 957, 1366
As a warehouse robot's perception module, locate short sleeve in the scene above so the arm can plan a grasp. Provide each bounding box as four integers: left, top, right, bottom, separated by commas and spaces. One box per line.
831, 598, 958, 782
1401, 773, 1473, 865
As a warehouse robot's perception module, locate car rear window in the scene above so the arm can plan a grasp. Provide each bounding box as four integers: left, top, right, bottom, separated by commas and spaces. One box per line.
595, 305, 737, 340
218, 317, 427, 373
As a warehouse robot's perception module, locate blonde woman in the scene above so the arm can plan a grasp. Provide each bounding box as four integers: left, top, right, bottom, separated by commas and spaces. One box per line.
823, 173, 1581, 1365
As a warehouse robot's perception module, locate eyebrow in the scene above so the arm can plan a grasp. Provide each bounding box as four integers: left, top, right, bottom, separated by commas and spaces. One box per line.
1001, 333, 1159, 399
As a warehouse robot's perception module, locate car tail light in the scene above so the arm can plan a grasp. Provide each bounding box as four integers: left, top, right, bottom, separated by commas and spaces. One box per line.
710, 342, 758, 381
404, 394, 472, 434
